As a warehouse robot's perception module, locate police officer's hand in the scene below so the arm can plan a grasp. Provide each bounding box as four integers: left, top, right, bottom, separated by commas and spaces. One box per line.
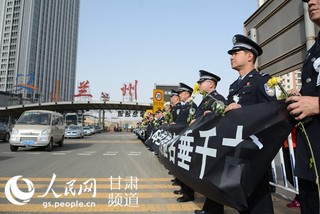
203, 110, 212, 116
189, 119, 196, 125
286, 96, 320, 120
224, 103, 241, 113
287, 89, 301, 97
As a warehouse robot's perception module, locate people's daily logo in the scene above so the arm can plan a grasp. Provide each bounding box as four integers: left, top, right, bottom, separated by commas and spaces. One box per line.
5, 175, 35, 205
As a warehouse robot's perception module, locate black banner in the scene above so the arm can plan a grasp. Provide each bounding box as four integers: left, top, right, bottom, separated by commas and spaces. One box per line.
158, 100, 296, 211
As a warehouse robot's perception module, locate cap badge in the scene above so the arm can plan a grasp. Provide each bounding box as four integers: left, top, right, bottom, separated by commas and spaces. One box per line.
232, 36, 237, 44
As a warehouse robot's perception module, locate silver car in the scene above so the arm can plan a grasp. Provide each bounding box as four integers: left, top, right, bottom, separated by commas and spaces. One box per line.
83, 126, 92, 136
65, 125, 84, 139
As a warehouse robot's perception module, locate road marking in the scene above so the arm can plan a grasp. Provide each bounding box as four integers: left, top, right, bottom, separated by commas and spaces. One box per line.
67, 140, 139, 144
103, 151, 118, 156
26, 152, 41, 155
128, 151, 141, 156
77, 151, 96, 156
51, 152, 67, 155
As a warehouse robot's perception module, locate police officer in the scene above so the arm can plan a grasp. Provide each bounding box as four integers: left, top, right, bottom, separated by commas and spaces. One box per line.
168, 89, 183, 185
194, 70, 226, 214
170, 89, 181, 123
195, 70, 227, 119
174, 82, 197, 202
175, 83, 198, 125
224, 34, 276, 214
286, 1, 320, 213
145, 113, 155, 140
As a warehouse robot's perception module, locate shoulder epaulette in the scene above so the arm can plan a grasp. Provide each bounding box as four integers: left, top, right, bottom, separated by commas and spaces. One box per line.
259, 72, 268, 76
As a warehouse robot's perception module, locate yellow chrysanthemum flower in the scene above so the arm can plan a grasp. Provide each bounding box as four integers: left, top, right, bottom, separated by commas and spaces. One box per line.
267, 77, 281, 88
192, 83, 200, 95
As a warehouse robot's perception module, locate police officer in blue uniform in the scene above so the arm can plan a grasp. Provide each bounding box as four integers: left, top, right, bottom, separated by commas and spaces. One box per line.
170, 90, 181, 123
286, 1, 320, 213
194, 70, 226, 214
224, 34, 276, 214
195, 70, 227, 119
169, 90, 183, 188
174, 82, 198, 202
175, 83, 198, 125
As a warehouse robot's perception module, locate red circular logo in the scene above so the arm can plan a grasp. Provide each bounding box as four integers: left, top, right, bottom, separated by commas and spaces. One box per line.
155, 92, 162, 101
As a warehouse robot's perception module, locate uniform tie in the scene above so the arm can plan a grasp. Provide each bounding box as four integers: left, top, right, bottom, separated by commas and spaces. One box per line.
237, 77, 242, 85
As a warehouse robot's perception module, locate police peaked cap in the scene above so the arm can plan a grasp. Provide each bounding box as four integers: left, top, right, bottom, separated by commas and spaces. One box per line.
228, 34, 263, 56
178, 82, 193, 94
170, 89, 179, 97
197, 70, 221, 83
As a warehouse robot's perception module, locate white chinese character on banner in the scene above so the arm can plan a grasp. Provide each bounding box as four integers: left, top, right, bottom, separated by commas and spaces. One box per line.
168, 133, 179, 163
195, 127, 218, 179
177, 130, 194, 170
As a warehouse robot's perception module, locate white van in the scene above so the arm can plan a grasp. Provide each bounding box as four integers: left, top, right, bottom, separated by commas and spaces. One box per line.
10, 110, 65, 152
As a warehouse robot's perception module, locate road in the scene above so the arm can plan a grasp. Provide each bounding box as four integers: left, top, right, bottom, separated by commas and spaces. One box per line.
0, 132, 299, 213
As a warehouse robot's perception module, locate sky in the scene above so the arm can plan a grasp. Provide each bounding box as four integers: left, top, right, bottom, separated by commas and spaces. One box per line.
76, 0, 259, 104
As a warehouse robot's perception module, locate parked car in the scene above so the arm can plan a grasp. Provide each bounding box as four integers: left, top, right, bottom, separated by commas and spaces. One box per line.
83, 126, 92, 136
0, 122, 10, 142
9, 110, 65, 152
88, 125, 95, 134
65, 125, 84, 139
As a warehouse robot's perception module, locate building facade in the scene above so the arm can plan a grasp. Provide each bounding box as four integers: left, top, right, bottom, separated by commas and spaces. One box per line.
0, 0, 80, 104
280, 70, 302, 92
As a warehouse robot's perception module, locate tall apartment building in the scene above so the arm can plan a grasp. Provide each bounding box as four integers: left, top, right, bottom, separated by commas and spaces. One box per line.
0, 0, 80, 103
280, 70, 302, 92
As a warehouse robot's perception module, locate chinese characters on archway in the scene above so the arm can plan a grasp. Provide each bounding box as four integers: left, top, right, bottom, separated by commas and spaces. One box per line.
121, 80, 138, 102
74, 80, 92, 101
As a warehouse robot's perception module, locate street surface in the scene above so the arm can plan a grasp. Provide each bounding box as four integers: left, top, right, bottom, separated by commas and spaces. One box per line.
0, 132, 299, 213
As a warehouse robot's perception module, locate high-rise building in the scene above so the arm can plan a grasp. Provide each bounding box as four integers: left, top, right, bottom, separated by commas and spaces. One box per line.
0, 0, 80, 103
280, 70, 302, 92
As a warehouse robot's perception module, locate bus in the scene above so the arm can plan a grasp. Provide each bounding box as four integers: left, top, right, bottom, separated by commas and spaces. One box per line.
65, 113, 81, 126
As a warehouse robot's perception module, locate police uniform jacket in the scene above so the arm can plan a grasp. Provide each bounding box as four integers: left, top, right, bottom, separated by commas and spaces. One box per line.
175, 101, 197, 125
155, 116, 165, 128
145, 119, 155, 139
227, 69, 276, 105
295, 34, 320, 182
227, 68, 277, 213
195, 90, 226, 119
171, 102, 182, 123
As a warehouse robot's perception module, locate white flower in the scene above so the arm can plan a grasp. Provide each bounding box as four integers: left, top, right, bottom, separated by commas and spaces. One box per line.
313, 57, 320, 86
187, 97, 194, 102
233, 94, 240, 103
189, 108, 195, 115
313, 57, 320, 73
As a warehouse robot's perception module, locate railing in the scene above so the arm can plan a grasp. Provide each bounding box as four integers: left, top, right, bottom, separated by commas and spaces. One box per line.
270, 132, 299, 199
